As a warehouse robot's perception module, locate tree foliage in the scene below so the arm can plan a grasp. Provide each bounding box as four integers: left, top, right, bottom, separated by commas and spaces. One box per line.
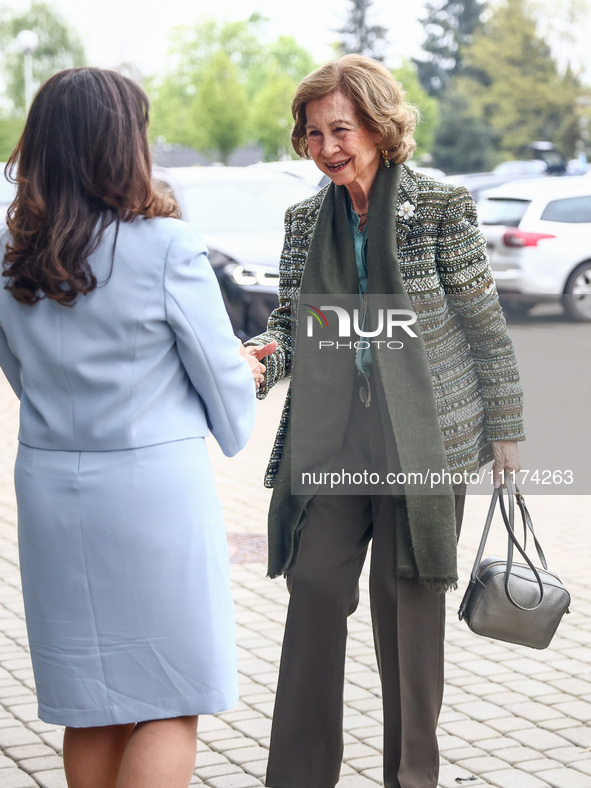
530, 0, 591, 77
165, 14, 266, 93
414, 0, 487, 96
192, 51, 249, 164
335, 0, 389, 60
392, 61, 439, 160
428, 0, 589, 171
461, 0, 580, 158
149, 18, 317, 162
0, 115, 23, 160
430, 81, 497, 172
0, 1, 85, 114
248, 36, 316, 160
247, 35, 316, 98
251, 67, 298, 161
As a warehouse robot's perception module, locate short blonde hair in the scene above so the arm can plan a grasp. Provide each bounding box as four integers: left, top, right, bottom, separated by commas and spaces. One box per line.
291, 54, 419, 165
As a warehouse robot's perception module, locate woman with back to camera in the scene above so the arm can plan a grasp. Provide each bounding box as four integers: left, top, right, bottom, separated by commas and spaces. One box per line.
0, 67, 273, 788
245, 54, 524, 788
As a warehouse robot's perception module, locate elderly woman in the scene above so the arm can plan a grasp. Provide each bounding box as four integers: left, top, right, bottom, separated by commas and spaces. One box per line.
246, 54, 523, 788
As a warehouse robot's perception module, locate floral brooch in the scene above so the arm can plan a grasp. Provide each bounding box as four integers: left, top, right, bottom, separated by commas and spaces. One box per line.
397, 201, 416, 220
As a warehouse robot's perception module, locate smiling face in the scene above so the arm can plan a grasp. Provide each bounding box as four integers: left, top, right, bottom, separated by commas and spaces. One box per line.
305, 90, 381, 203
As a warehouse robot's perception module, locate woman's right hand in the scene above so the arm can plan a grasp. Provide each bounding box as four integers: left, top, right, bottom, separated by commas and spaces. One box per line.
240, 341, 278, 389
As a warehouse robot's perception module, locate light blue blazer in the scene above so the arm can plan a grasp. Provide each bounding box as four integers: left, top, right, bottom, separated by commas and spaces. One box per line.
0, 217, 255, 456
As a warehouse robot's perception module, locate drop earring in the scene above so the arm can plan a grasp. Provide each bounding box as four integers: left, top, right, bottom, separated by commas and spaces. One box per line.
381, 150, 391, 168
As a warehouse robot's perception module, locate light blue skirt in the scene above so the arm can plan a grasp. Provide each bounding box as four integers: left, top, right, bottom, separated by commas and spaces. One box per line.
15, 438, 238, 727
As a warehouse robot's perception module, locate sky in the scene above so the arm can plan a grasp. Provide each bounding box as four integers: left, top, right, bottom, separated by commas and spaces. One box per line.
7, 0, 430, 77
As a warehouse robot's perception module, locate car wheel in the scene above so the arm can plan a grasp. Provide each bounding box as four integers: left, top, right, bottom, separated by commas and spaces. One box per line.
563, 261, 591, 322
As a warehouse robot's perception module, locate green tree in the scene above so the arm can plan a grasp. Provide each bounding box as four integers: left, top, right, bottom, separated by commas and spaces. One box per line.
149, 17, 263, 158
251, 68, 295, 161
392, 60, 439, 159
0, 115, 23, 160
248, 36, 316, 160
146, 70, 198, 150
335, 0, 389, 60
0, 1, 85, 114
149, 18, 317, 162
462, 0, 581, 157
413, 0, 487, 96
246, 35, 315, 98
530, 0, 591, 77
165, 14, 266, 94
430, 80, 497, 172
265, 36, 316, 84
191, 50, 249, 163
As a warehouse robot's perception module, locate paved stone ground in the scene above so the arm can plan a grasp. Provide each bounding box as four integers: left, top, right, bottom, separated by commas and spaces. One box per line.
1, 367, 591, 787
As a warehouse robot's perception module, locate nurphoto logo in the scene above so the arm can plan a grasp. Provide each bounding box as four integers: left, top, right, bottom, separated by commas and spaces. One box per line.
303, 303, 418, 351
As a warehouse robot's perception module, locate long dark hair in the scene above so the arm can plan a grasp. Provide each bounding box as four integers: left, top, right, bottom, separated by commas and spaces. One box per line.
2, 67, 177, 305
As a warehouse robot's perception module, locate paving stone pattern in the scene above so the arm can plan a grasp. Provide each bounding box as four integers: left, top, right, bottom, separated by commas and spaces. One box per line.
1, 374, 590, 787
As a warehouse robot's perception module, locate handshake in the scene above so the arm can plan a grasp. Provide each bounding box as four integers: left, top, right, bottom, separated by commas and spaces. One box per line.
239, 341, 278, 390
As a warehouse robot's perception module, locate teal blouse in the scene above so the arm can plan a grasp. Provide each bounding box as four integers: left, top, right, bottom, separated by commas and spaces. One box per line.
346, 196, 372, 376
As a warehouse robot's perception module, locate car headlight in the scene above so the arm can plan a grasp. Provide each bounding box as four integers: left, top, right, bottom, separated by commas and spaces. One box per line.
227, 263, 279, 287
208, 249, 234, 267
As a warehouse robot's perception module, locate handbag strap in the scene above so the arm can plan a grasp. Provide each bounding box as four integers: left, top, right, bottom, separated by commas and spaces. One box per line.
497, 480, 545, 610
461, 478, 546, 614
466, 479, 515, 577
514, 489, 548, 569
458, 490, 502, 621
502, 483, 548, 571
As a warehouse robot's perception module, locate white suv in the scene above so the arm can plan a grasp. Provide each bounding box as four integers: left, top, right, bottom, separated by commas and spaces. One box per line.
478, 177, 591, 321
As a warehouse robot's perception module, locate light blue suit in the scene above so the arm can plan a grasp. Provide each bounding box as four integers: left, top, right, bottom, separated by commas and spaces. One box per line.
0, 217, 254, 455
0, 217, 256, 726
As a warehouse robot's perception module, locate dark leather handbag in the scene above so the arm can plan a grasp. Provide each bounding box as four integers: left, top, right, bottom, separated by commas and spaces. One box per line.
458, 478, 570, 649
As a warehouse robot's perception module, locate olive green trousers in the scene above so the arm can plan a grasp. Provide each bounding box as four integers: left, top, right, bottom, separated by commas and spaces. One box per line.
266, 381, 466, 788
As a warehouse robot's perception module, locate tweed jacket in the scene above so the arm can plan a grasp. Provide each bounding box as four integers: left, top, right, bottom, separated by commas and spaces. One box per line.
247, 164, 524, 486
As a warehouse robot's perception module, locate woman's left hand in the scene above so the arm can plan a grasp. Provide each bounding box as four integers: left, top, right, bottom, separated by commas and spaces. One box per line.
491, 440, 521, 488
239, 340, 277, 389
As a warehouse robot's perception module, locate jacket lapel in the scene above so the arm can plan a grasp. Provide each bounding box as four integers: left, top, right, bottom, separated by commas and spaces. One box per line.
395, 166, 419, 250
298, 166, 418, 268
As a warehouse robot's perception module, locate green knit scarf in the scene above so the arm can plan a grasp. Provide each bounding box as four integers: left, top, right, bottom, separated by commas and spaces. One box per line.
267, 164, 458, 592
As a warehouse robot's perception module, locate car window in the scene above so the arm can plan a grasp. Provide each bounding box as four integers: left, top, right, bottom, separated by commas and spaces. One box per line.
179, 179, 317, 232
478, 198, 531, 227
540, 195, 591, 223
538, 151, 565, 171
